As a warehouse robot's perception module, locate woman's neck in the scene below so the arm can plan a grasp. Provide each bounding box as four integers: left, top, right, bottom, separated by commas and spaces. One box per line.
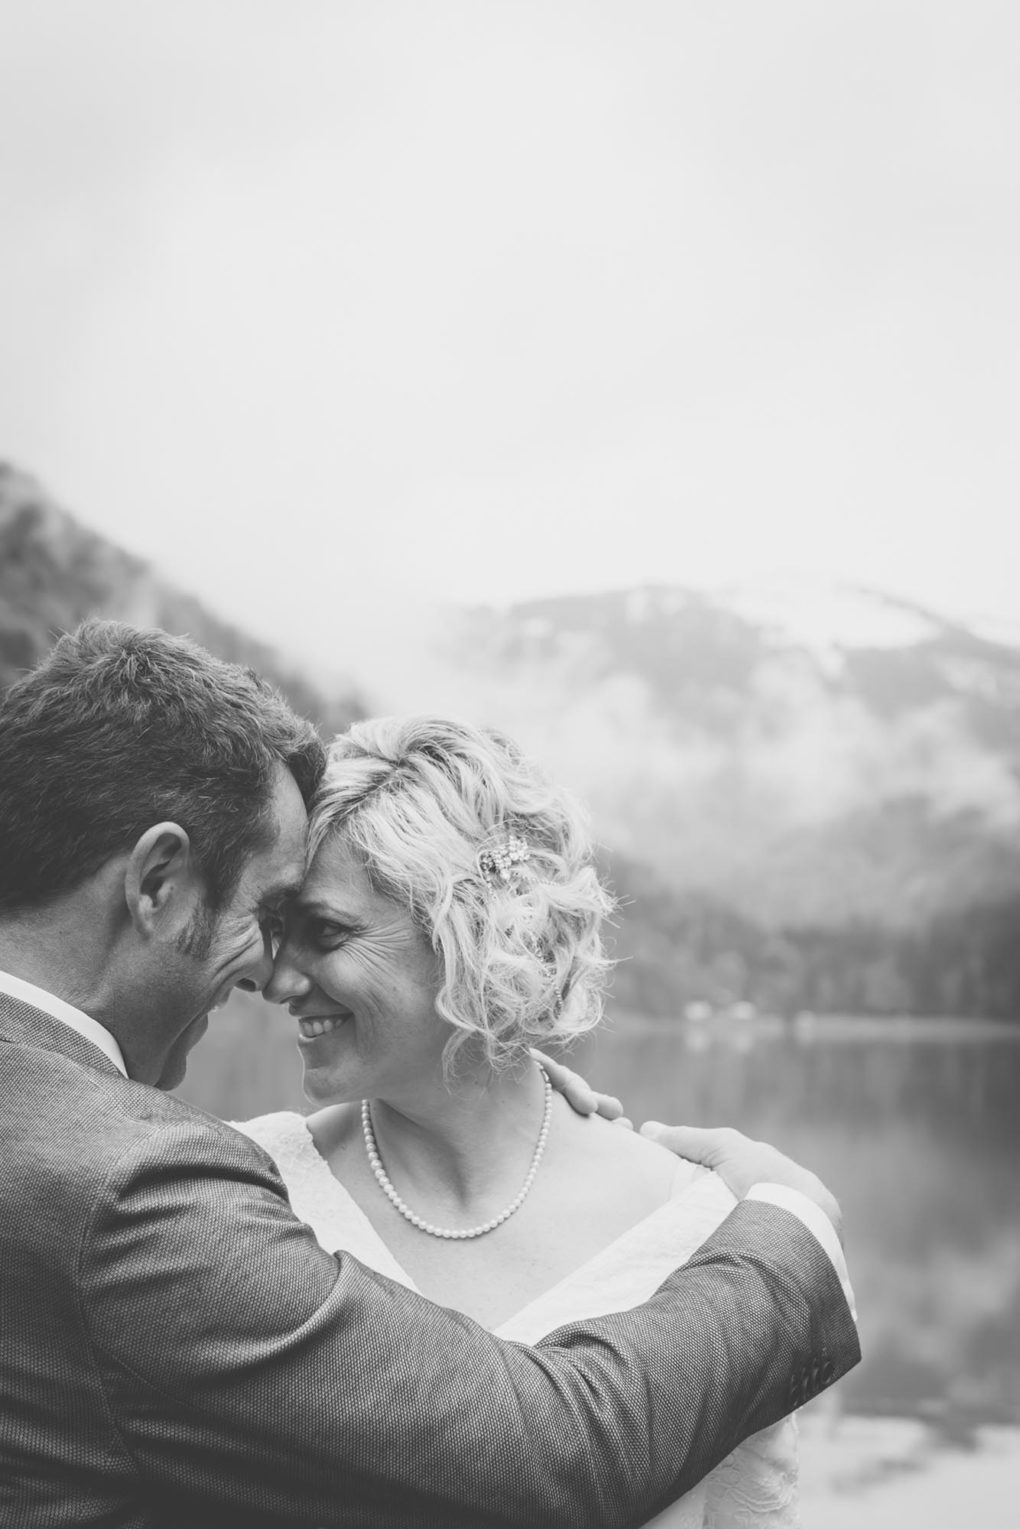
366, 1058, 550, 1213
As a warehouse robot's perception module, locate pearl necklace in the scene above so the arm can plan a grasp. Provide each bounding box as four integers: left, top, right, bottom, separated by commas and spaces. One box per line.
361, 1067, 553, 1240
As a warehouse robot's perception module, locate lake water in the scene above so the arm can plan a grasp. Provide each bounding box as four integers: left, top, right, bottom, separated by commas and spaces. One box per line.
181, 1007, 1020, 1433
576, 1015, 1020, 1433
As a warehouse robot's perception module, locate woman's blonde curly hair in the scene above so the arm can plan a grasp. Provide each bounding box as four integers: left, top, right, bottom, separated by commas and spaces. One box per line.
307, 716, 615, 1075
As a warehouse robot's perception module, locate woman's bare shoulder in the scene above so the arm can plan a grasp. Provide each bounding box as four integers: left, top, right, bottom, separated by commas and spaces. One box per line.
550, 1100, 701, 1204
305, 1101, 362, 1159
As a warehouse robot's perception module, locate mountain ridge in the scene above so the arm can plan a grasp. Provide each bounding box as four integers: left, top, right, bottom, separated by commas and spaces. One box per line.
3, 465, 1019, 1022
0, 463, 363, 734
442, 583, 1020, 929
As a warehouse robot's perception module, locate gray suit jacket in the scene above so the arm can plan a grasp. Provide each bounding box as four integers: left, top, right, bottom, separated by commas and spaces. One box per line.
0, 992, 859, 1527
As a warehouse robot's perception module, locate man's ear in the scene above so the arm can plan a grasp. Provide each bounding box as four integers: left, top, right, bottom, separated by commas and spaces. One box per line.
124, 823, 201, 937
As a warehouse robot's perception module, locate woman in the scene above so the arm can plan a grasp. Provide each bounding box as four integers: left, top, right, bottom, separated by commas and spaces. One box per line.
239, 716, 798, 1528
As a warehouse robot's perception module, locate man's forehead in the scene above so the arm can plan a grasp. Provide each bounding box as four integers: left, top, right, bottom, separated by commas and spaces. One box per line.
271, 865, 307, 902
242, 846, 303, 906
245, 767, 310, 899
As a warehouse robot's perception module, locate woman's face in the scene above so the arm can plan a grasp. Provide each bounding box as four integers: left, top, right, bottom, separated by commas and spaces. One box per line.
266, 836, 447, 1106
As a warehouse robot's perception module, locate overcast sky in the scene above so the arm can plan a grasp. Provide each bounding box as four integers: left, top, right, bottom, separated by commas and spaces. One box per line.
1, 1, 1018, 671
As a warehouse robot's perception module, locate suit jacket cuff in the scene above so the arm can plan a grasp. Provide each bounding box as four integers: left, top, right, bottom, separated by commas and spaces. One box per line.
746, 1183, 857, 1319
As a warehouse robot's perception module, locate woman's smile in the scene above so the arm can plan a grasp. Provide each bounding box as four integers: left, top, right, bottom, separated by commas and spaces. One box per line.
267, 836, 447, 1106
295, 1011, 352, 1041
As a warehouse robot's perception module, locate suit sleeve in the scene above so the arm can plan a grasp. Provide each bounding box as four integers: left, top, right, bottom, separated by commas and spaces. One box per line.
81, 1119, 859, 1529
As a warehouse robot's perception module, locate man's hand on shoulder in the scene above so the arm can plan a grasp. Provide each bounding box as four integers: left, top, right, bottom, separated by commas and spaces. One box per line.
531, 1049, 624, 1120
532, 1052, 846, 1252
640, 1122, 844, 1244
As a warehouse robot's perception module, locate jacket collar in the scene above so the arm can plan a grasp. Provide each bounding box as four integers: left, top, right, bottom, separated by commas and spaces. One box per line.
0, 990, 125, 1079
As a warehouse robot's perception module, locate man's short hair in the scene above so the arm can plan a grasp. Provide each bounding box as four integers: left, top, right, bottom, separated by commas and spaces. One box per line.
0, 620, 327, 913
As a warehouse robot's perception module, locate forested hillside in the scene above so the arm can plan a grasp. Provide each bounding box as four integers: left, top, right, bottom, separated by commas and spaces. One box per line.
4, 463, 1019, 1023
448, 588, 1020, 1022
0, 464, 362, 734
603, 853, 1020, 1022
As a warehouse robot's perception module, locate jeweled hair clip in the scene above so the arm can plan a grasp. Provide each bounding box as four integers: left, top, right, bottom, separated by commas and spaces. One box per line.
477, 833, 531, 888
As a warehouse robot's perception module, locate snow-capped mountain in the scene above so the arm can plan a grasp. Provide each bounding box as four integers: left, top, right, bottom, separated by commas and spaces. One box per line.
435, 584, 1020, 928
4, 464, 1018, 1020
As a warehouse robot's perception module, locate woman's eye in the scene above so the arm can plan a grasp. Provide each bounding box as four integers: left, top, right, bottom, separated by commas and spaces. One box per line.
311, 921, 347, 946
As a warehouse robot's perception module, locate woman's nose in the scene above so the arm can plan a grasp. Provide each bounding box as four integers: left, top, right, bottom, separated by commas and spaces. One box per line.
264, 940, 312, 1005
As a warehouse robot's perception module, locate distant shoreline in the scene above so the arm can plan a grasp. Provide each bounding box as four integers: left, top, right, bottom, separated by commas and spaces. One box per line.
602, 1010, 1020, 1042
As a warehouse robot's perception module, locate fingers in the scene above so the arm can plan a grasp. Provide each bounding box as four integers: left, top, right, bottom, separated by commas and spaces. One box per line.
530, 1050, 592, 1112
594, 1093, 625, 1121
560, 1073, 599, 1115
530, 1048, 624, 1120
531, 1051, 595, 1116
639, 1122, 726, 1165
643, 1121, 846, 1237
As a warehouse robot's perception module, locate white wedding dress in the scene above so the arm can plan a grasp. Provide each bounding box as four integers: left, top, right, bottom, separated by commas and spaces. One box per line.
237, 1112, 800, 1529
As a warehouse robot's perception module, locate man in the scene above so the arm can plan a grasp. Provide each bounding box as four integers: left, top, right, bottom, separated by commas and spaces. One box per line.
0, 620, 859, 1527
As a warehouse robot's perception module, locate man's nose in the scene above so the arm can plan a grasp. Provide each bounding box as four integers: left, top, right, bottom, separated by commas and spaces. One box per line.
264, 941, 312, 1005
237, 931, 278, 996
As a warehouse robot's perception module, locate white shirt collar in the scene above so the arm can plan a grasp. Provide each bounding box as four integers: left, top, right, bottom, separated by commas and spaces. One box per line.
0, 969, 129, 1077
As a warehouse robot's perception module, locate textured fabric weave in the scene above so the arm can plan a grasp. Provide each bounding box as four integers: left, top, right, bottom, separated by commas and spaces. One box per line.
0, 993, 859, 1527
240, 1110, 803, 1528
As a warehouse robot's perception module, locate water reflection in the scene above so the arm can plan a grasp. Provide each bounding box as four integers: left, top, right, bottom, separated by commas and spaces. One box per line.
573, 1017, 1020, 1429
181, 1006, 1020, 1428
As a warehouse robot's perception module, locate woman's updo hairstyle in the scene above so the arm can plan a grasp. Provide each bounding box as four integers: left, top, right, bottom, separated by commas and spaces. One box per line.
307, 716, 615, 1075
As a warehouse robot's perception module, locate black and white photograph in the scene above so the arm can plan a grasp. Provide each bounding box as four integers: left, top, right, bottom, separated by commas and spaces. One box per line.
1, 3, 1017, 1524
